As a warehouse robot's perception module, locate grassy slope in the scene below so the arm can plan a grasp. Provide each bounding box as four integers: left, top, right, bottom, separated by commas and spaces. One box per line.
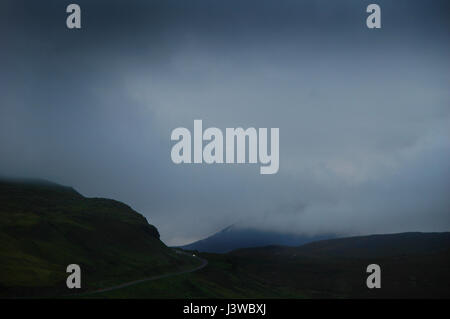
0, 179, 199, 297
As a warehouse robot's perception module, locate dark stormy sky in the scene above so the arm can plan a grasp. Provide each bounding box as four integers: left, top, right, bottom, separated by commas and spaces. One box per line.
1, 1, 449, 245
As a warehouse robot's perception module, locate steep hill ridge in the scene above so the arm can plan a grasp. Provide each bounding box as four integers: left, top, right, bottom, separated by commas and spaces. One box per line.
0, 178, 197, 297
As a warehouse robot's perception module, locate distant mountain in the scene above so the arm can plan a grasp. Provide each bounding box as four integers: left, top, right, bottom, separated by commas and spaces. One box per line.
0, 178, 198, 297
231, 232, 450, 258
179, 224, 336, 253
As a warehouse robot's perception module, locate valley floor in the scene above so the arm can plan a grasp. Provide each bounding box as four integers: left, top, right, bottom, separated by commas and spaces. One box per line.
84, 248, 450, 299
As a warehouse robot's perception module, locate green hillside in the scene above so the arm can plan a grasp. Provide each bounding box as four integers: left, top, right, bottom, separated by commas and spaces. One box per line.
0, 179, 199, 297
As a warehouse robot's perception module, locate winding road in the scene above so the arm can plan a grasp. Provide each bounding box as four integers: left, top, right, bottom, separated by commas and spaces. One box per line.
78, 251, 208, 296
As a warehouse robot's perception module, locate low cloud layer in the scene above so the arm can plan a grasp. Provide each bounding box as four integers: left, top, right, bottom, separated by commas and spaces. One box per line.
1, 0, 449, 245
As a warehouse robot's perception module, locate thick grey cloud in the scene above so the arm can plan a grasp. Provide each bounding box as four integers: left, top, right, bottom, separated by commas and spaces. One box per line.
1, 1, 449, 245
